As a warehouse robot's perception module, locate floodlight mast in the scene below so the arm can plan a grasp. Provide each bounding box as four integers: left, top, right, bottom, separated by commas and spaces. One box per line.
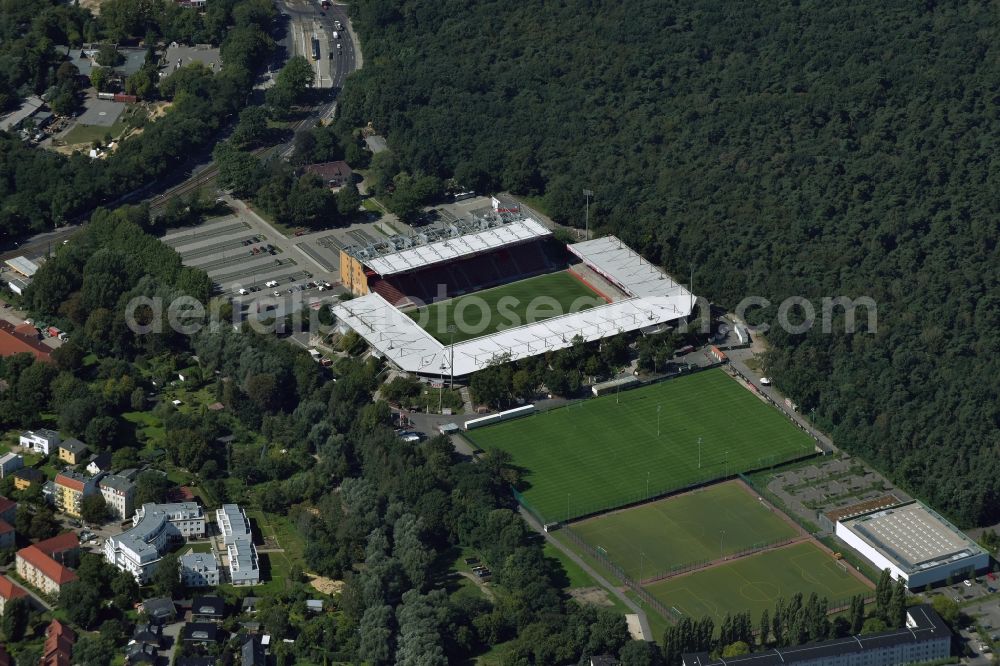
583, 189, 594, 240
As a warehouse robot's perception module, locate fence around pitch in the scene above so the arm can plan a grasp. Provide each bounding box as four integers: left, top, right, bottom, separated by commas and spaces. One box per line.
739, 472, 819, 536
557, 518, 677, 625
634, 534, 811, 586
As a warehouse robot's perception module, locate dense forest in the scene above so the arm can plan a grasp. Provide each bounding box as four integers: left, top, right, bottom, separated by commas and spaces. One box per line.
340, 0, 1000, 526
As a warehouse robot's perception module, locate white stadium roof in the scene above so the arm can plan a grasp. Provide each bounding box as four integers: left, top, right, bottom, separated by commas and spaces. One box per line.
568, 236, 690, 299
350, 217, 551, 277
333, 291, 694, 376
333, 235, 696, 376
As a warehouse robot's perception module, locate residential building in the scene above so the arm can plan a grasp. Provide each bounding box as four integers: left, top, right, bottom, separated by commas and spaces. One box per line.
216, 504, 260, 585
0, 497, 16, 524
131, 622, 162, 647
53, 471, 98, 518
124, 642, 157, 665
179, 552, 220, 587
0, 321, 51, 362
0, 453, 23, 478
13, 467, 44, 490
242, 635, 266, 666
138, 597, 176, 624
303, 160, 353, 189
181, 622, 220, 644
19, 429, 59, 455
0, 576, 28, 615
0, 520, 14, 550
16, 534, 79, 596
41, 619, 76, 666
682, 605, 951, 666
99, 474, 136, 521
104, 502, 206, 583
57, 438, 88, 465
86, 452, 113, 475
191, 596, 225, 622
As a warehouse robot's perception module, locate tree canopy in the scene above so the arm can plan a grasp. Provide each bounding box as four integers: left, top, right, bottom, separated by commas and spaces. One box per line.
340, 0, 1000, 526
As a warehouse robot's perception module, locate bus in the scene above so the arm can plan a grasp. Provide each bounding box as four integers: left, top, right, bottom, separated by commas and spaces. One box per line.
311, 36, 321, 61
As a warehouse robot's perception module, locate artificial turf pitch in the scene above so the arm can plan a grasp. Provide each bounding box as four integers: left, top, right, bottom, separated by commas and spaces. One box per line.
644, 541, 873, 624
409, 270, 604, 343
569, 481, 800, 581
465, 369, 816, 521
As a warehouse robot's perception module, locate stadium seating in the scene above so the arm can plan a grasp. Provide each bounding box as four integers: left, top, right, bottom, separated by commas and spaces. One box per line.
367, 239, 571, 303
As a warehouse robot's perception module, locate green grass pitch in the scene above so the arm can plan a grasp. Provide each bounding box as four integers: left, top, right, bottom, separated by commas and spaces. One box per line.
465, 369, 816, 521
409, 271, 604, 343
644, 541, 873, 624
569, 481, 800, 580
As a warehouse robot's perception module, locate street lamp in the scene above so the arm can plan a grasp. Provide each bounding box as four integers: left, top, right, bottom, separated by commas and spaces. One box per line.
583, 189, 594, 240
448, 325, 456, 390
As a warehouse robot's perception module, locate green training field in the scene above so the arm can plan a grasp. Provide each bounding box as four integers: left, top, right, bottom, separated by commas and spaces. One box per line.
569, 481, 800, 580
644, 541, 873, 624
409, 270, 604, 343
466, 369, 816, 521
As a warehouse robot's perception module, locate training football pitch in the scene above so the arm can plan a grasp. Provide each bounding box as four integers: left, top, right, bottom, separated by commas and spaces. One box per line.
465, 369, 816, 521
644, 541, 873, 624
409, 270, 604, 343
569, 481, 800, 580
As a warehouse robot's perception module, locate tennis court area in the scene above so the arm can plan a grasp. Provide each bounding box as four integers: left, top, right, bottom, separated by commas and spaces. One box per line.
466, 369, 816, 521
569, 481, 800, 580
409, 270, 604, 343
644, 541, 873, 624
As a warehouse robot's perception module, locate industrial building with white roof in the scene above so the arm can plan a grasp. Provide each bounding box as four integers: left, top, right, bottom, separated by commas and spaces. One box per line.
835, 501, 988, 589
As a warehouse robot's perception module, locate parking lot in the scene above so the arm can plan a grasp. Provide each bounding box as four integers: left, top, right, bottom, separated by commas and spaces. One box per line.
162, 206, 343, 323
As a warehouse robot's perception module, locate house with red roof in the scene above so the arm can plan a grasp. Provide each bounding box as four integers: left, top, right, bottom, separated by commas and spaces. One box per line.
40, 619, 75, 666
15, 534, 79, 596
0, 321, 51, 362
0, 576, 27, 615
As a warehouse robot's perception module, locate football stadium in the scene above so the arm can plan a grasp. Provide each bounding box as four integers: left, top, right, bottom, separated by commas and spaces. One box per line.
331, 200, 696, 377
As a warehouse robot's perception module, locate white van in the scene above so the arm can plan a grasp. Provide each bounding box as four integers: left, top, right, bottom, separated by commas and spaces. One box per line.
265, 280, 278, 288
237, 288, 249, 295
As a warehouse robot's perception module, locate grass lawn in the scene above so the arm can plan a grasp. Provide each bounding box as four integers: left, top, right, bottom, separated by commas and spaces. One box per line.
466, 369, 817, 521
644, 541, 873, 625
62, 120, 126, 145
409, 271, 604, 343
240, 509, 306, 595
542, 542, 630, 616
568, 480, 800, 580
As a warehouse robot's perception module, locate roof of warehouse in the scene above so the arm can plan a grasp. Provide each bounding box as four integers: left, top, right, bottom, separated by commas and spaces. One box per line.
840, 501, 985, 573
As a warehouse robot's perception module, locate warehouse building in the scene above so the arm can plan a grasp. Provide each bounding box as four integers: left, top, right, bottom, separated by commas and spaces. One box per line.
835, 501, 988, 590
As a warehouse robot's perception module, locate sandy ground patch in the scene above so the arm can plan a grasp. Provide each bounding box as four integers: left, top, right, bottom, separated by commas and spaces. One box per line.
307, 573, 345, 596
568, 586, 614, 607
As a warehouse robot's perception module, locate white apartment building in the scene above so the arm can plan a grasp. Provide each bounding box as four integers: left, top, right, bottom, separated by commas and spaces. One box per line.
179, 552, 220, 587
19, 429, 60, 455
0, 452, 23, 478
104, 502, 206, 583
98, 474, 136, 521
216, 504, 260, 586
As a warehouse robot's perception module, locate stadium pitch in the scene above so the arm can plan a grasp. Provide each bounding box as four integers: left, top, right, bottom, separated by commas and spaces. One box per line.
644, 541, 873, 625
569, 480, 800, 581
465, 369, 816, 521
409, 270, 604, 343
